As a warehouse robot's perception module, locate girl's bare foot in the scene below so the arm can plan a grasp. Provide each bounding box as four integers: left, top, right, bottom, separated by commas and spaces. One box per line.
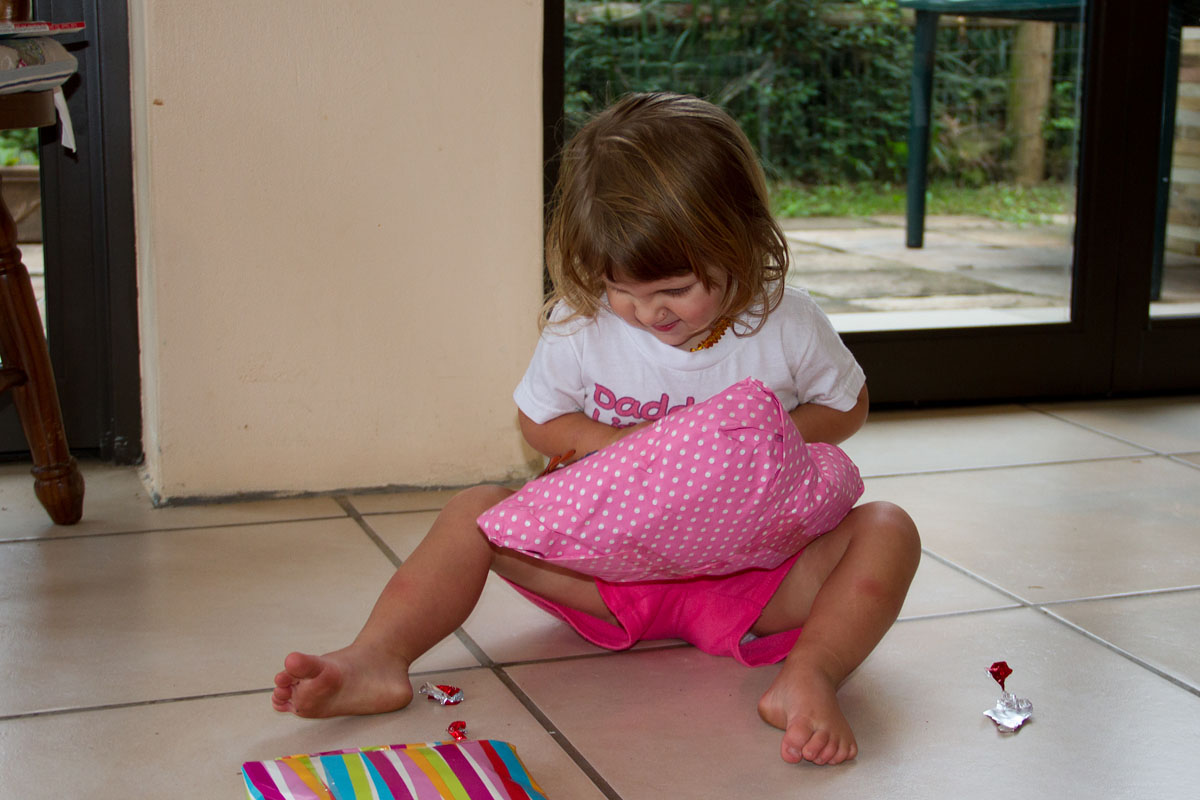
272, 644, 414, 718
757, 664, 858, 765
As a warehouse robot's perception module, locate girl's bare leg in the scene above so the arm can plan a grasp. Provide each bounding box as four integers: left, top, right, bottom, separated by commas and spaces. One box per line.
272, 484, 610, 717
753, 501, 920, 765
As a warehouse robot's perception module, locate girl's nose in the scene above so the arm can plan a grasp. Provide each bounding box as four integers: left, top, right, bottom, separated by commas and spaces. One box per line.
633, 299, 664, 326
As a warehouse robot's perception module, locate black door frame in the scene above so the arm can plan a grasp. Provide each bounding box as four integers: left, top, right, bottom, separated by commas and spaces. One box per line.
0, 0, 140, 462
543, 0, 1200, 404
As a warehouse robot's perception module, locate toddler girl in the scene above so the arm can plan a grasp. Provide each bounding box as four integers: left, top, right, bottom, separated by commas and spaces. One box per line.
273, 92, 920, 767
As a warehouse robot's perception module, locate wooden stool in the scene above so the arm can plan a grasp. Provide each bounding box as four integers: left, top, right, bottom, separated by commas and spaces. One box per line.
0, 89, 84, 524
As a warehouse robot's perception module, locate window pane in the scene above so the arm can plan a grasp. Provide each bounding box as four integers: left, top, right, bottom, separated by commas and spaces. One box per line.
1158, 22, 1200, 320
563, 2, 1085, 333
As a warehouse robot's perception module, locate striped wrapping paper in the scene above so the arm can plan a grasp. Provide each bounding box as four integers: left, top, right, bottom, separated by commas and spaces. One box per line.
242, 739, 548, 800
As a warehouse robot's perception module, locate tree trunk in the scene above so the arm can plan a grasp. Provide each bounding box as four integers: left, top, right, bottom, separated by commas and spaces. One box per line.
1010, 21, 1055, 186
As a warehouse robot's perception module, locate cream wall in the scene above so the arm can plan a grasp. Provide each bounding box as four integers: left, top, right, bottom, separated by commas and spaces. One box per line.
128, 2, 545, 501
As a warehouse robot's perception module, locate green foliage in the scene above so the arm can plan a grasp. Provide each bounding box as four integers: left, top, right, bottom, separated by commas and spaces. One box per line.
770, 179, 1072, 225
771, 180, 908, 217
925, 21, 1082, 186
565, 1, 1082, 186
0, 128, 39, 166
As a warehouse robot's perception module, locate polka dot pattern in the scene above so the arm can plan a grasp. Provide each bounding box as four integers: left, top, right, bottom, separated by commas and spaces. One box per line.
478, 378, 864, 582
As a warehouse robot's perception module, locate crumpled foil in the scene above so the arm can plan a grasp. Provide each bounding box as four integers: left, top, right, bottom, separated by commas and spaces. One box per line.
419, 682, 464, 705
985, 690, 1033, 733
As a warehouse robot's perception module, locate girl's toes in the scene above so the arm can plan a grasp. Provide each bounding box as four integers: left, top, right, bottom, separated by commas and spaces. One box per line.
780, 720, 815, 764
815, 738, 840, 765
283, 651, 324, 680
801, 729, 831, 763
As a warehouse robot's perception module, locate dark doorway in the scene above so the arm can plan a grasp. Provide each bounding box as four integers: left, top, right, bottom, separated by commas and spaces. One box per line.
1, 0, 140, 462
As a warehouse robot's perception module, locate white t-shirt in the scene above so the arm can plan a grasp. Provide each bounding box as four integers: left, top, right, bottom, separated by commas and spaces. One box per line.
515, 286, 865, 429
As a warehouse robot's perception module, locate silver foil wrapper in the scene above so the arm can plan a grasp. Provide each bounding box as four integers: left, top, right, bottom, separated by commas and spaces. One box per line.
418, 682, 464, 705
984, 691, 1033, 733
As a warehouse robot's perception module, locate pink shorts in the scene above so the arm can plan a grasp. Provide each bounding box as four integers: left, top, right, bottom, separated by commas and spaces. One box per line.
505, 551, 803, 667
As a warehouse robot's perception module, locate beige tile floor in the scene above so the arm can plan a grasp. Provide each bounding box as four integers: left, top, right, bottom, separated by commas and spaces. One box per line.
1, 397, 1199, 798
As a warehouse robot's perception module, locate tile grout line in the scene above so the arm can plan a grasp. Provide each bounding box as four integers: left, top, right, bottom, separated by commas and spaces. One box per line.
0, 501, 397, 724
489, 666, 626, 800
918, 549, 1036, 607
1022, 405, 1178, 456
859, 451, 1161, 482
1166, 453, 1200, 471
0, 687, 274, 723
334, 496, 404, 568
0, 513, 353, 546
896, 605, 1022, 624
0, 652, 646, 724
492, 642, 693, 671
1036, 584, 1200, 606
451, 598, 627, 797
919, 549, 1200, 698
445, 617, 627, 798
919, 549, 1200, 608
359, 507, 455, 517
336, 496, 625, 799
4, 496, 620, 794
890, 591, 1200, 700
1033, 606, 1200, 698
332, 494, 502, 678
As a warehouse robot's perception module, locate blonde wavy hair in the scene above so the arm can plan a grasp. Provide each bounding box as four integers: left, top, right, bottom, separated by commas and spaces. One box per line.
543, 92, 789, 334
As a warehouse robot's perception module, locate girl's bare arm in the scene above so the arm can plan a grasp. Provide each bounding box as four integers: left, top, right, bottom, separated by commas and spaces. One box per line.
788, 384, 869, 445
518, 410, 647, 460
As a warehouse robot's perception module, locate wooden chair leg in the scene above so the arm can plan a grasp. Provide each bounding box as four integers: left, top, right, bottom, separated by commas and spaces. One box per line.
0, 174, 84, 525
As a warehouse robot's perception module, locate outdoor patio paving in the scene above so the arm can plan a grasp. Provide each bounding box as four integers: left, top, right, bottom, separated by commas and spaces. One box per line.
781, 214, 1200, 328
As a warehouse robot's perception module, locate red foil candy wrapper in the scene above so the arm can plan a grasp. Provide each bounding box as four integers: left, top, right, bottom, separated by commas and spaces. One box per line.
447, 720, 468, 741
984, 661, 1032, 733
419, 682, 464, 706
988, 661, 1013, 691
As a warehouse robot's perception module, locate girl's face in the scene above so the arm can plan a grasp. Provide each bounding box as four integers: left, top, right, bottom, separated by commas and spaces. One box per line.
604, 271, 726, 350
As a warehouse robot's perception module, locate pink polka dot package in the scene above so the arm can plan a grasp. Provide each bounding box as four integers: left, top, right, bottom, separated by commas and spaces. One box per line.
478, 378, 864, 582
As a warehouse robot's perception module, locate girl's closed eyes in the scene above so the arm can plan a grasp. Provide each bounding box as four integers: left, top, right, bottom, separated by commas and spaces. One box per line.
603, 274, 727, 350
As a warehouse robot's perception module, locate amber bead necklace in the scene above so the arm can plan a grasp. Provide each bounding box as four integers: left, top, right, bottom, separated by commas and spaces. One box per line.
689, 317, 733, 351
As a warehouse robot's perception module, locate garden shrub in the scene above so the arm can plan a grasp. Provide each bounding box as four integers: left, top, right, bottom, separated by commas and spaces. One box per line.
564, 1, 1081, 186
0, 128, 39, 166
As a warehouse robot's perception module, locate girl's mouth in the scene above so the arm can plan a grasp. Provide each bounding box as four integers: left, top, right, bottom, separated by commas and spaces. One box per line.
653, 320, 679, 332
